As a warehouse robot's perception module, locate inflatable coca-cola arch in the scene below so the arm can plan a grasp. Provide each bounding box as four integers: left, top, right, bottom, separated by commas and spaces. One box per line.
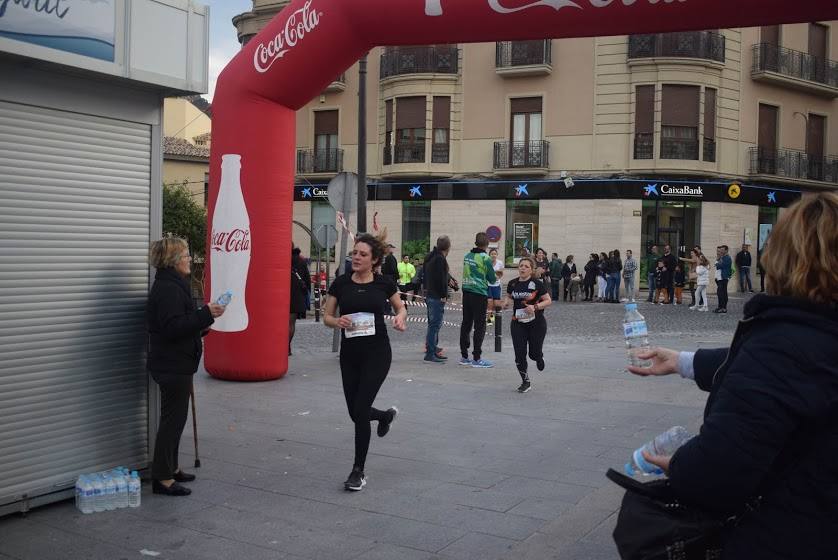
205, 0, 838, 381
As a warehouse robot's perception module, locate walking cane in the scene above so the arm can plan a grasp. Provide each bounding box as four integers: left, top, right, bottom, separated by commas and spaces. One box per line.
190, 385, 201, 468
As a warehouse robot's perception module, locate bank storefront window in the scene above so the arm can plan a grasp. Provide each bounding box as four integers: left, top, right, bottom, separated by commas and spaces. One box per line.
506, 200, 539, 266
402, 201, 431, 259
311, 200, 336, 259
757, 206, 778, 274
640, 199, 701, 287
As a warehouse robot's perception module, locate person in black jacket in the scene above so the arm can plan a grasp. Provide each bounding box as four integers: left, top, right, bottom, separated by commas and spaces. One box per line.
660, 244, 678, 305
289, 247, 309, 355
734, 243, 754, 293
627, 192, 838, 560
147, 237, 225, 496
560, 255, 576, 302
292, 247, 311, 319
583, 254, 598, 301
422, 236, 451, 362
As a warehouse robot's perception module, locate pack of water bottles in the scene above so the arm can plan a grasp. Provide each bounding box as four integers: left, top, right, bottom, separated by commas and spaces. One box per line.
75, 467, 141, 514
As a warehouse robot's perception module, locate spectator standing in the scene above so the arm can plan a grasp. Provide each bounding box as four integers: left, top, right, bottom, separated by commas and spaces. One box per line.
561, 255, 577, 302
583, 253, 598, 302
397, 254, 416, 301
735, 244, 754, 293
423, 236, 451, 363
459, 233, 497, 368
381, 244, 399, 286
622, 249, 638, 302
645, 245, 659, 302
410, 256, 423, 301
691, 254, 710, 311
292, 247, 311, 319
714, 245, 733, 313
596, 252, 608, 302
487, 248, 504, 325
661, 245, 678, 305
549, 252, 563, 301
673, 264, 686, 305
653, 259, 669, 304
609, 250, 623, 303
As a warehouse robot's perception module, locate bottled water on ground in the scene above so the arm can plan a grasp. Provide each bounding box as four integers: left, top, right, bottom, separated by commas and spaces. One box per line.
625, 426, 693, 476
91, 475, 105, 512
623, 303, 651, 368
128, 471, 141, 508
215, 290, 233, 306
115, 471, 129, 509
102, 474, 117, 511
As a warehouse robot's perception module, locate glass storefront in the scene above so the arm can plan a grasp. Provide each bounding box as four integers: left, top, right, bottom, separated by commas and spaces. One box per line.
757, 206, 778, 280
640, 199, 701, 286
311, 200, 336, 259
505, 200, 539, 266
402, 201, 431, 259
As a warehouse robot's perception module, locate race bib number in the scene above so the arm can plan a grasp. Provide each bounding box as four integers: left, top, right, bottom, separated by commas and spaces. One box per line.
515, 308, 535, 323
345, 312, 376, 338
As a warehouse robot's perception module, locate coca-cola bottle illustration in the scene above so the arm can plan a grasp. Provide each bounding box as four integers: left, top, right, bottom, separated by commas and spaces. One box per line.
210, 154, 251, 332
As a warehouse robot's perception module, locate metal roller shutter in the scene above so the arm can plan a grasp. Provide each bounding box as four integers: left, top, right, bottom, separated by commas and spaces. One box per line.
0, 100, 151, 512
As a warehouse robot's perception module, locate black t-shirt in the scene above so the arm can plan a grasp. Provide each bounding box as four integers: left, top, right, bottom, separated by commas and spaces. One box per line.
328, 273, 397, 339
506, 277, 547, 320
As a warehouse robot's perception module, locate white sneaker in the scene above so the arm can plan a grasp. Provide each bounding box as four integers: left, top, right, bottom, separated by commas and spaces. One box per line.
689, 305, 697, 310
699, 307, 709, 312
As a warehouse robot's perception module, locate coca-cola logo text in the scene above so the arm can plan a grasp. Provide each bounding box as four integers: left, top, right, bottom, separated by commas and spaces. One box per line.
425, 0, 686, 16
212, 229, 251, 252
254, 0, 321, 73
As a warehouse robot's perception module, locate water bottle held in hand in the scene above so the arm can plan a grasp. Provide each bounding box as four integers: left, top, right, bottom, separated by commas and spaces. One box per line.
625, 426, 693, 476
623, 303, 651, 368
216, 290, 233, 306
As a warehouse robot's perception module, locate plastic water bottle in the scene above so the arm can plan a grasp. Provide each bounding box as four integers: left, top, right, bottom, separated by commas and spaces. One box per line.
623, 303, 651, 368
81, 476, 95, 514
115, 471, 129, 509
91, 475, 105, 512
128, 471, 141, 508
102, 473, 117, 511
625, 426, 693, 476
215, 289, 233, 306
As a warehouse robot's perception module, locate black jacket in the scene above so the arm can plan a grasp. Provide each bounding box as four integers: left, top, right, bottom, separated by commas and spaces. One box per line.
669, 295, 838, 560
146, 268, 214, 375
423, 248, 449, 299
735, 250, 752, 268
661, 252, 678, 282
382, 253, 399, 284
560, 262, 576, 281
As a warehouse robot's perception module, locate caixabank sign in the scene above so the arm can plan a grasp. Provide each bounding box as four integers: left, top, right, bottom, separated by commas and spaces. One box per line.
294, 178, 801, 207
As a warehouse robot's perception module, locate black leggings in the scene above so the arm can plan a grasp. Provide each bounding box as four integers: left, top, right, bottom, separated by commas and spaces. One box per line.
510, 315, 547, 377
716, 279, 729, 310
460, 291, 488, 360
340, 339, 392, 471
584, 282, 594, 300
150, 371, 192, 480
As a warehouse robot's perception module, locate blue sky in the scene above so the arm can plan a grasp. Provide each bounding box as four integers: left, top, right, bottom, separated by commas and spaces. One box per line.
202, 0, 252, 101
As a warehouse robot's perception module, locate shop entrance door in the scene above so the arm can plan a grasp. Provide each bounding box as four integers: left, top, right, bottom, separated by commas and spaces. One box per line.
657, 228, 682, 256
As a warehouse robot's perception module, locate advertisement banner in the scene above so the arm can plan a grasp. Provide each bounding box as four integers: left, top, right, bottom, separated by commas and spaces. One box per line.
513, 223, 534, 263
0, 0, 116, 62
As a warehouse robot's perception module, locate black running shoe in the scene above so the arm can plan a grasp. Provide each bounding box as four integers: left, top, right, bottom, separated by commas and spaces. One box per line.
517, 381, 531, 393
344, 468, 366, 491
536, 357, 545, 371
377, 407, 398, 437
152, 480, 191, 496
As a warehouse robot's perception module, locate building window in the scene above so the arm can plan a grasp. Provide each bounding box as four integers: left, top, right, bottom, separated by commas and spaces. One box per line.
757, 103, 779, 174
634, 85, 655, 159
661, 85, 700, 160
703, 88, 717, 162
510, 97, 543, 167
311, 201, 336, 258
313, 110, 339, 172
806, 113, 826, 180
432, 96, 450, 163
402, 201, 431, 260
505, 200, 538, 266
384, 99, 393, 165
395, 96, 426, 163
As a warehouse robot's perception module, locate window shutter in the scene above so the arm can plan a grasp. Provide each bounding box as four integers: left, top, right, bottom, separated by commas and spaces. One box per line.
396, 96, 426, 129
635, 86, 654, 134
758, 104, 778, 152
761, 25, 780, 46
432, 96, 450, 130
704, 89, 716, 140
661, 85, 699, 127
385, 99, 393, 133
314, 110, 338, 135
510, 97, 542, 114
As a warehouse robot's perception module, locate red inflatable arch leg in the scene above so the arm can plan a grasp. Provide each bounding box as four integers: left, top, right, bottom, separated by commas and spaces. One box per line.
205, 0, 838, 381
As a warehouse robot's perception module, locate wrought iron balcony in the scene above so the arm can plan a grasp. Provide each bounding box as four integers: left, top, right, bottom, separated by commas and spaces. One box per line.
629, 31, 725, 63
749, 147, 838, 184
393, 142, 426, 164
296, 148, 343, 174
496, 40, 552, 76
751, 43, 838, 96
660, 137, 699, 160
703, 137, 716, 163
493, 140, 549, 170
633, 133, 654, 160
324, 72, 347, 93
431, 142, 450, 164
380, 46, 459, 80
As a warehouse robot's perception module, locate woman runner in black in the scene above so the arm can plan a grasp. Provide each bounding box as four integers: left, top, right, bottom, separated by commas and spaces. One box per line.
323, 233, 407, 491
503, 257, 552, 393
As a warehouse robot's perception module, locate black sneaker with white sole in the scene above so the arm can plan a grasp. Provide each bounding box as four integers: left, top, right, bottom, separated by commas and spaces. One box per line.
536, 357, 545, 371
344, 468, 366, 491
377, 407, 398, 437
517, 381, 531, 393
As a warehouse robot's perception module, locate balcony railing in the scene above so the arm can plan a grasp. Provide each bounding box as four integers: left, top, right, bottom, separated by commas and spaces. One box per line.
703, 137, 716, 163
380, 46, 459, 79
633, 133, 654, 160
431, 142, 450, 164
751, 43, 838, 89
496, 40, 552, 68
660, 137, 699, 160
324, 73, 347, 92
628, 31, 725, 63
749, 147, 838, 184
493, 140, 549, 169
383, 145, 392, 165
296, 148, 343, 174
393, 142, 426, 164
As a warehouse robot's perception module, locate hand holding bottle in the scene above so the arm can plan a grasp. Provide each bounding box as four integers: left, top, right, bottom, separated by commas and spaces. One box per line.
626, 347, 680, 376
208, 304, 226, 318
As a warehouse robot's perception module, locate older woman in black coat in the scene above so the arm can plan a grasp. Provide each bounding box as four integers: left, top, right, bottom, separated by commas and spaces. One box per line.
627, 192, 838, 560
147, 237, 225, 496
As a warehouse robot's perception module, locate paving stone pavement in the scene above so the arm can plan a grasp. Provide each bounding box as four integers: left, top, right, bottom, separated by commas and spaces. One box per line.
0, 290, 754, 560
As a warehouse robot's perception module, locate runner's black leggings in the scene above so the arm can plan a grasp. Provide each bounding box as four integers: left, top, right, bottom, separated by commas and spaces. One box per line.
510, 315, 547, 378
339, 338, 391, 471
